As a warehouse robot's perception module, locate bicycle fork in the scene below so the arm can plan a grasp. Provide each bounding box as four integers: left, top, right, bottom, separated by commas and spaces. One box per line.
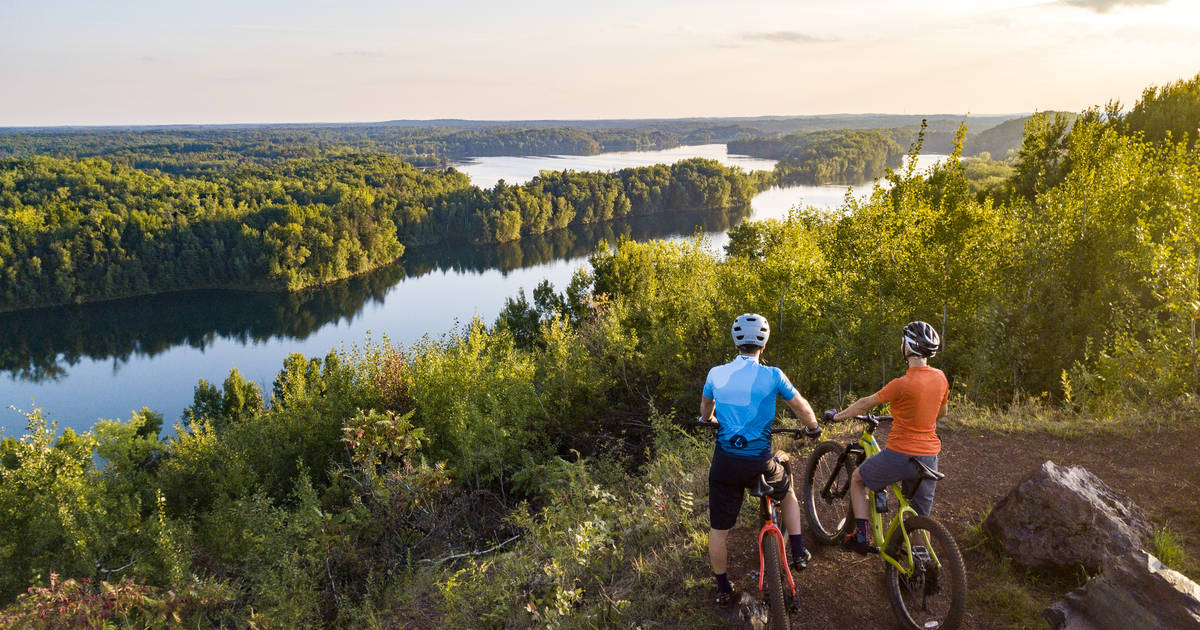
756, 498, 797, 598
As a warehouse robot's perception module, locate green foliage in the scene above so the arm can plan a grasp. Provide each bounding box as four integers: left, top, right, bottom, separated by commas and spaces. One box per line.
961, 155, 1015, 195
1152, 528, 1198, 579
0, 153, 754, 311
1122, 72, 1200, 145
966, 112, 1077, 160
0, 409, 132, 602
730, 128, 905, 185
3, 76, 1200, 627
408, 321, 546, 486
424, 411, 722, 629
342, 408, 424, 471
1006, 111, 1075, 204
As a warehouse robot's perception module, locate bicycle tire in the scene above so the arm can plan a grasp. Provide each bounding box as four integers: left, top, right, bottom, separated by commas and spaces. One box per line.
884, 515, 966, 630
761, 532, 792, 630
802, 440, 854, 544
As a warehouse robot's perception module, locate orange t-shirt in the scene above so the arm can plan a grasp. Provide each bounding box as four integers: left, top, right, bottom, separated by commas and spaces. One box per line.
875, 366, 949, 456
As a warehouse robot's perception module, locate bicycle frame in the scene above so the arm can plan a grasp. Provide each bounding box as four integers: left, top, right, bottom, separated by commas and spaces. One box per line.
845, 424, 942, 576
756, 488, 797, 598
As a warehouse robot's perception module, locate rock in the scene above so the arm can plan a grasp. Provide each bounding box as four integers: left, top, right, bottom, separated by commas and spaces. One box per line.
984, 461, 1151, 571
1043, 550, 1200, 630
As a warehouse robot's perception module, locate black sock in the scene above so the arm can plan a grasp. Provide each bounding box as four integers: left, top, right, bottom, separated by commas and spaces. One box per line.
789, 533, 806, 558
855, 518, 869, 542
715, 572, 731, 592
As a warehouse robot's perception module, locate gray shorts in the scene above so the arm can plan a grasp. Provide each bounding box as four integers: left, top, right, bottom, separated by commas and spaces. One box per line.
857, 448, 938, 516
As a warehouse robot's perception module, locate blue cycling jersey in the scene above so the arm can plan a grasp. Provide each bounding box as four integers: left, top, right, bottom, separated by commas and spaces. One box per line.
703, 354, 798, 460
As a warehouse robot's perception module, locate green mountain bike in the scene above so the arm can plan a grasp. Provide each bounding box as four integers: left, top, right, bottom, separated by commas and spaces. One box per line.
801, 414, 966, 630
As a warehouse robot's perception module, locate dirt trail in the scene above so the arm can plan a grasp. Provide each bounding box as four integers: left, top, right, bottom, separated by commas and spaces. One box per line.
715, 422, 1200, 629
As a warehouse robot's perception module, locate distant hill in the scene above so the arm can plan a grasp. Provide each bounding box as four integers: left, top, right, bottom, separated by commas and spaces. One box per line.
1, 114, 1020, 142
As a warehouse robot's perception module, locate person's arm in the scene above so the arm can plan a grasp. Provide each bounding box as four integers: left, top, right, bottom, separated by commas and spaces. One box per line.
700, 395, 716, 422
785, 393, 819, 430
938, 401, 949, 419
832, 393, 880, 421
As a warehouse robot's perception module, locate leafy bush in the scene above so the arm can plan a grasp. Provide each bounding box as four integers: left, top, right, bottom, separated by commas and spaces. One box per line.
0, 574, 237, 629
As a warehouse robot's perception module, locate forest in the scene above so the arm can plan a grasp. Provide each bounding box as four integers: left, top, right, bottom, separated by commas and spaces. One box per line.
0, 111, 1037, 312
0, 127, 679, 176
1, 74, 1198, 627
729, 129, 907, 185
0, 154, 753, 311
0, 114, 1012, 174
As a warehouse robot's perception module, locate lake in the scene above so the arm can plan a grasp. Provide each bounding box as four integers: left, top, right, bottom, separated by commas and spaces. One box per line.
0, 145, 945, 434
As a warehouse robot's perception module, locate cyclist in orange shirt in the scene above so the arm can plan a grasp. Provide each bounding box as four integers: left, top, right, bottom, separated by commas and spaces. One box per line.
828, 321, 948, 554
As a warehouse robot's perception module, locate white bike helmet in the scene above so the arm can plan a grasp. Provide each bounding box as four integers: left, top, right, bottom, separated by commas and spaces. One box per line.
902, 321, 942, 358
732, 313, 770, 348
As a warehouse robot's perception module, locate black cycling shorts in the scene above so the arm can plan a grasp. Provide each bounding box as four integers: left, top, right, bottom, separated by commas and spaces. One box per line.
708, 448, 791, 531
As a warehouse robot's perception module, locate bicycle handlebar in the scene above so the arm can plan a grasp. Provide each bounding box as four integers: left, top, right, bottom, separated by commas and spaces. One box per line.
684, 419, 819, 439
822, 411, 893, 424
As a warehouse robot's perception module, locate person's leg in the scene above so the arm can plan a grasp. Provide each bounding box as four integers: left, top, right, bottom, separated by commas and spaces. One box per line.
708, 454, 743, 600
780, 487, 802, 536
844, 450, 904, 553
709, 528, 731, 574
911, 455, 938, 516
849, 467, 869, 520
778, 486, 812, 568
842, 467, 874, 552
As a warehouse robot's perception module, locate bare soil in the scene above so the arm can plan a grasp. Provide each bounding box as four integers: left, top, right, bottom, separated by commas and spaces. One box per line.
715, 421, 1200, 629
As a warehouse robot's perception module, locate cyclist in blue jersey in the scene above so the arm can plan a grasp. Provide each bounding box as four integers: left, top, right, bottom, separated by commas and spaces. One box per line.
702, 313, 821, 608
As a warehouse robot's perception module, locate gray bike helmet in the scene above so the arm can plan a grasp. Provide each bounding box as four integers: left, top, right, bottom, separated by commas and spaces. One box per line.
902, 321, 942, 358
732, 313, 770, 348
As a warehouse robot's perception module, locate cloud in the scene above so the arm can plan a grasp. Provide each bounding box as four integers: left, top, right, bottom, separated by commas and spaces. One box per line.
1060, 0, 1167, 13
139, 56, 157, 63
334, 51, 386, 58
742, 30, 835, 44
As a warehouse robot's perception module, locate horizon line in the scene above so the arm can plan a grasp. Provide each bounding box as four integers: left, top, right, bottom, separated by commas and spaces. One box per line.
0, 111, 1039, 132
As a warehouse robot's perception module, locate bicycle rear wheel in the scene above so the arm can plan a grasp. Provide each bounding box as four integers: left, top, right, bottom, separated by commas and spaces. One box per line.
802, 440, 853, 544
760, 533, 792, 630
884, 515, 966, 630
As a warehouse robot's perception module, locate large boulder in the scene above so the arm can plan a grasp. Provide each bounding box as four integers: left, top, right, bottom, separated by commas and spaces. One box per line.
1043, 550, 1200, 630
984, 461, 1151, 571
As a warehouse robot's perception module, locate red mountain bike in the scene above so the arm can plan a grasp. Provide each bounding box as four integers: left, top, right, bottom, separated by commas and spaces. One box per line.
691, 420, 817, 630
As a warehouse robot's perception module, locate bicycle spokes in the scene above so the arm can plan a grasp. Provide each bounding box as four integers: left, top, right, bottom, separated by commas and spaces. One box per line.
885, 516, 965, 630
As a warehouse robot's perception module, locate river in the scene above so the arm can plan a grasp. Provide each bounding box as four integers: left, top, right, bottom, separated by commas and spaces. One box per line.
0, 145, 945, 434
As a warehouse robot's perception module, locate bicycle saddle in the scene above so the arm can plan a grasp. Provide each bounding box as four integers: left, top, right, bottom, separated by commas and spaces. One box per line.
749, 474, 775, 497
909, 457, 945, 481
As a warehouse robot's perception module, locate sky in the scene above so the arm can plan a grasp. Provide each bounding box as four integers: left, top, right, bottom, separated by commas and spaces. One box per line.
1, 0, 1198, 126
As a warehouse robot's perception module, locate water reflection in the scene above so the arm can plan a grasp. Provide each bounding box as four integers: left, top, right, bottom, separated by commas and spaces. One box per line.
0, 205, 751, 384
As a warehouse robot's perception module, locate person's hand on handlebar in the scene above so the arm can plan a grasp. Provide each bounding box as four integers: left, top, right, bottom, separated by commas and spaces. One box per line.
801, 424, 822, 439
831, 393, 881, 422
823, 408, 837, 422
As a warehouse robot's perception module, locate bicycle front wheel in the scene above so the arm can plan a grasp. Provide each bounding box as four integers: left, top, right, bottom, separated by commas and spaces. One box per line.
884, 515, 966, 630
803, 440, 853, 544
761, 533, 792, 630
